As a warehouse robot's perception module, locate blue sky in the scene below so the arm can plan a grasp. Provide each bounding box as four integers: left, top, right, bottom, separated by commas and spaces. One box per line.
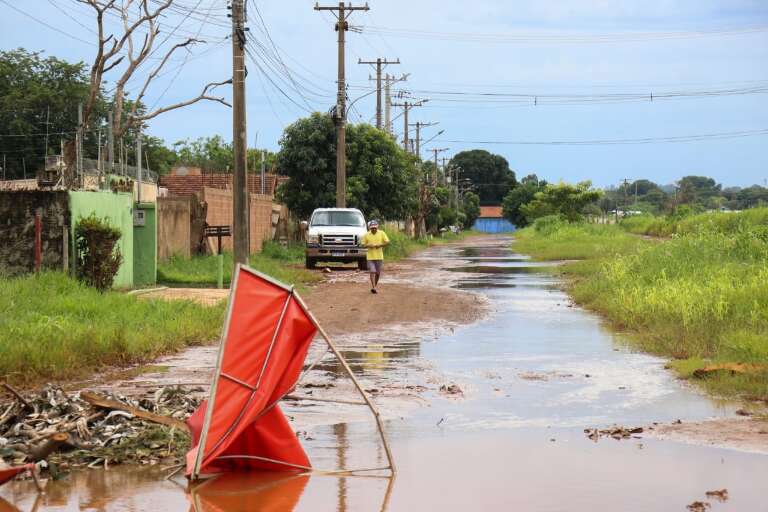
2, 0, 767, 187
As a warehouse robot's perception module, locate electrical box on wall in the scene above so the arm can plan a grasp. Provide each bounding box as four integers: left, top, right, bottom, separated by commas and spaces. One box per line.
133, 209, 146, 227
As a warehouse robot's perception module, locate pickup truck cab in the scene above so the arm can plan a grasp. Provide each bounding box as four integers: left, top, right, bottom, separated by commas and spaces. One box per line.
304, 208, 368, 270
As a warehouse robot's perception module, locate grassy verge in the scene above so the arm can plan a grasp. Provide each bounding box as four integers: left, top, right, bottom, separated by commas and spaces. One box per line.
0, 272, 225, 384
514, 214, 768, 401
158, 241, 321, 289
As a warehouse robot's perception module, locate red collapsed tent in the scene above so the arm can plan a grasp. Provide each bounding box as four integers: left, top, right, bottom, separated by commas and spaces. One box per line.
186, 265, 395, 480
186, 267, 317, 478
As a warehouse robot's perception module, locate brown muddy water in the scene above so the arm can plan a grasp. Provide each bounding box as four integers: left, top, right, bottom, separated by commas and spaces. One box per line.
3, 238, 767, 511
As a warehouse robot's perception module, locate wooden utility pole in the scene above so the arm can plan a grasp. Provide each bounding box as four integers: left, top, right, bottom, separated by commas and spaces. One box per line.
315, 2, 369, 208
391, 99, 427, 153
359, 57, 399, 130
232, 0, 249, 265
430, 148, 449, 186
383, 73, 408, 134
136, 126, 143, 203
409, 121, 438, 160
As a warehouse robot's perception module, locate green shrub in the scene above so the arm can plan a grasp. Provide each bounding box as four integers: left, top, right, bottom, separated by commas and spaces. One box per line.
75, 215, 123, 291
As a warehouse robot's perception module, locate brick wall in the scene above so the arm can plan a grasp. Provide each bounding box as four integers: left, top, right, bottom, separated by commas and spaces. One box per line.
0, 191, 70, 274
201, 187, 276, 254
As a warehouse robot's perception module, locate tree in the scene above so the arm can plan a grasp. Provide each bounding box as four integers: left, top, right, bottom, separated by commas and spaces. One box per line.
449, 150, 516, 205
677, 176, 722, 205
277, 113, 418, 220
502, 174, 547, 227
0, 49, 101, 179
77, 0, 230, 138
520, 181, 603, 223
462, 192, 481, 228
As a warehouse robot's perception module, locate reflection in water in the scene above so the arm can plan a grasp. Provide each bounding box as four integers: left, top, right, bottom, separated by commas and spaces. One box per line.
189, 473, 310, 512
334, 423, 348, 512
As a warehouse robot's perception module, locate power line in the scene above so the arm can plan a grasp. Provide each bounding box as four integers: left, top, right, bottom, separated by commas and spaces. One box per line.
356, 24, 768, 45
436, 128, 768, 146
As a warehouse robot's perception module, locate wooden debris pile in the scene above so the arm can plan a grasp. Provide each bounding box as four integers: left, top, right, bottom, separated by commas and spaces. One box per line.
0, 384, 201, 475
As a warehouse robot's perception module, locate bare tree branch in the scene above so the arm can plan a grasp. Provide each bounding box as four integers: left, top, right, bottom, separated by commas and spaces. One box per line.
79, 0, 230, 140
136, 80, 233, 123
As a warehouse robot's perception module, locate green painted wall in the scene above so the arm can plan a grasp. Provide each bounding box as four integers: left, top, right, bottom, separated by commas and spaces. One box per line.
133, 203, 157, 287
69, 191, 134, 289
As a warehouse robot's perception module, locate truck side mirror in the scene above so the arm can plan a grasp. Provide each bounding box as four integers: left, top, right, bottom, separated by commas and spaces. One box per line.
300, 221, 308, 231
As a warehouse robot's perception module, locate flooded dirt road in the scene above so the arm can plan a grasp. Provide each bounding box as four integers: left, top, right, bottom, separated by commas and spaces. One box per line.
4, 236, 767, 511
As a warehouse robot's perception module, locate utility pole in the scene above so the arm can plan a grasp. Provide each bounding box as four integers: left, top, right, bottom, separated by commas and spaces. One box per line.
383, 73, 408, 134
260, 150, 266, 195
107, 111, 114, 173
359, 57, 399, 130
136, 126, 142, 203
391, 99, 427, 153
430, 148, 449, 186
77, 102, 83, 186
315, 2, 370, 208
409, 121, 438, 160
231, 0, 249, 265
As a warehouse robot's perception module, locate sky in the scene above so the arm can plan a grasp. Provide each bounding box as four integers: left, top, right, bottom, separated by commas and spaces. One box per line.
2, 0, 768, 188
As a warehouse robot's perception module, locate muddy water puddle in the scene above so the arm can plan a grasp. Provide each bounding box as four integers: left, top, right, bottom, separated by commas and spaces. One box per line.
4, 237, 766, 511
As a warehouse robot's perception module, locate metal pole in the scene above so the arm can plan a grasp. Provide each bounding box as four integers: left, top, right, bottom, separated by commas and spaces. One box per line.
232, 0, 250, 264
260, 150, 266, 195
77, 103, 83, 185
136, 125, 143, 203
107, 111, 114, 173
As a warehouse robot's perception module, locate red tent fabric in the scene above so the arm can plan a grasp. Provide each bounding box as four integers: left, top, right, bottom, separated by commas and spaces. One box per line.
186, 267, 318, 478
0, 464, 34, 486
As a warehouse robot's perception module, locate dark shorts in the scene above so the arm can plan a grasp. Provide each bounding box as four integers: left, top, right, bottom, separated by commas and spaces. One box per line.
367, 260, 383, 273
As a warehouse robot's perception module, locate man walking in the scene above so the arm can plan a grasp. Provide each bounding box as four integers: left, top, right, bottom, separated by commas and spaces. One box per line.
361, 220, 389, 294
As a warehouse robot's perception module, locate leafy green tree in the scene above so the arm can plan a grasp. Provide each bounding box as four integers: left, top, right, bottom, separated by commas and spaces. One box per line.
678, 176, 722, 205
0, 49, 104, 178
462, 192, 481, 228
449, 150, 516, 205
277, 113, 417, 220
520, 181, 603, 223
502, 174, 547, 227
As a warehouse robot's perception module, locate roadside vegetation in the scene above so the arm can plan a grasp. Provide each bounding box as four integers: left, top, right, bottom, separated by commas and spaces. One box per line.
514, 210, 768, 401
0, 272, 224, 384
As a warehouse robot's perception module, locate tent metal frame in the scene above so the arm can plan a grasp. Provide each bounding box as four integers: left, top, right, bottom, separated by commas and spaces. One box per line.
191, 264, 396, 480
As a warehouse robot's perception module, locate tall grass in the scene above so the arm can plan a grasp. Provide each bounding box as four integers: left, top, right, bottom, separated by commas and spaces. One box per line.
158, 241, 321, 288
514, 212, 768, 399
621, 207, 768, 237
0, 272, 225, 383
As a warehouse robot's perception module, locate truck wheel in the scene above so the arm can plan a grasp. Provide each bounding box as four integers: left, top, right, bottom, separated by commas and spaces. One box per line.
357, 259, 368, 271
305, 257, 316, 270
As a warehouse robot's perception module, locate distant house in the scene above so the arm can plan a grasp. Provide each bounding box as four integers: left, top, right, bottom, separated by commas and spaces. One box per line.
473, 206, 515, 233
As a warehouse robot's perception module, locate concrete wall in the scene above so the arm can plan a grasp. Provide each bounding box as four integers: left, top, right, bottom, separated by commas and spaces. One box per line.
157, 197, 192, 260
69, 191, 134, 288
0, 191, 70, 274
133, 203, 157, 287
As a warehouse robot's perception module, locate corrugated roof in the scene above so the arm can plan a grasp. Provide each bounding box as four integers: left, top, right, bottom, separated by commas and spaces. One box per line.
479, 206, 504, 218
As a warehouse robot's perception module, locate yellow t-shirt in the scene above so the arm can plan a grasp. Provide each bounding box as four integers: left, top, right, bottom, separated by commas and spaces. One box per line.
361, 230, 390, 260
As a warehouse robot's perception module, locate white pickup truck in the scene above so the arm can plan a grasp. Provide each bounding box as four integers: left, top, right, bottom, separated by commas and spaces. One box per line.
303, 208, 368, 270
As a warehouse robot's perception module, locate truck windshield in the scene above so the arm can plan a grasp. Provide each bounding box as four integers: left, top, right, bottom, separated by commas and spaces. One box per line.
311, 211, 365, 227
